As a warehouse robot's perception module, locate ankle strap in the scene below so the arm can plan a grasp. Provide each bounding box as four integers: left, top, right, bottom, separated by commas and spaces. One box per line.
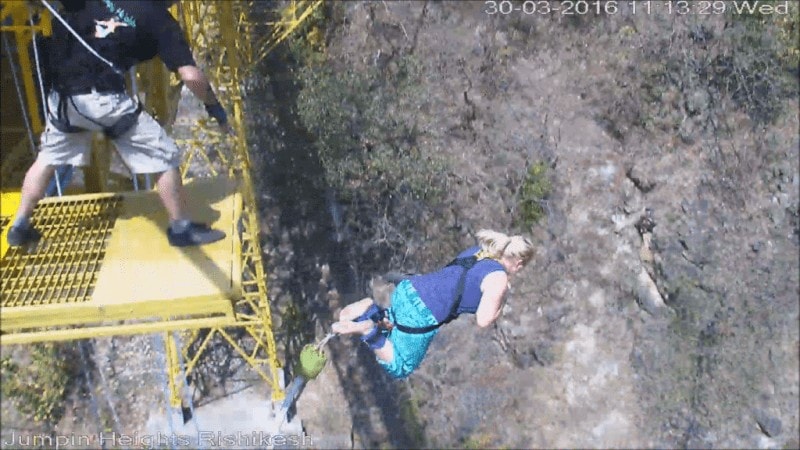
360, 326, 387, 350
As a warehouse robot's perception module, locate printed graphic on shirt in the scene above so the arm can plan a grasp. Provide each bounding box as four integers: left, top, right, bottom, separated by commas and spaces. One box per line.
102, 0, 137, 28
94, 18, 129, 38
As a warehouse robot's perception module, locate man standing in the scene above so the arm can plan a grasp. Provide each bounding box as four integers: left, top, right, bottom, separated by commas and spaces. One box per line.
7, 0, 230, 248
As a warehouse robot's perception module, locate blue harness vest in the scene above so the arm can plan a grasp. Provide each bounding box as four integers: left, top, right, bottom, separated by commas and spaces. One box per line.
392, 255, 481, 334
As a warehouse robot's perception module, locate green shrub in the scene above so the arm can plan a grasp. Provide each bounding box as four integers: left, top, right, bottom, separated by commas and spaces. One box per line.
397, 391, 426, 448
713, 3, 798, 123
285, 1, 330, 67
462, 433, 497, 449
1, 343, 78, 424
296, 55, 438, 193
515, 161, 552, 228
729, 0, 799, 69
294, 53, 449, 266
599, 6, 797, 142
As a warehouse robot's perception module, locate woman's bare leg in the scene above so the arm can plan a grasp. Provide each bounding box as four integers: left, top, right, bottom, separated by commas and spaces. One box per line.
333, 297, 395, 363
331, 320, 395, 363
373, 339, 393, 363
331, 320, 373, 335
338, 297, 375, 321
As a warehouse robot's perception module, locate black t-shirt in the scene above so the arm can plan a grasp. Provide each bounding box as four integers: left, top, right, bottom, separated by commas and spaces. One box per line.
48, 0, 196, 94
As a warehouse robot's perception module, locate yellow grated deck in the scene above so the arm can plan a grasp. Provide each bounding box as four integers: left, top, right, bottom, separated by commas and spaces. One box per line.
2, 195, 121, 307
0, 177, 241, 333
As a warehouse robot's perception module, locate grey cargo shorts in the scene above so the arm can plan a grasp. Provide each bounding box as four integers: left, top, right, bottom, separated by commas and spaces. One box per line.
38, 90, 181, 174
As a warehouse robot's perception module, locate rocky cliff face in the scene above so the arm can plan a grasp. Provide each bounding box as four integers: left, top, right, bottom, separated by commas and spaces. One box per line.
252, 2, 799, 448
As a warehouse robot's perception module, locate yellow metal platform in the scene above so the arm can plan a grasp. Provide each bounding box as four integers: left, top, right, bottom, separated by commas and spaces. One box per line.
1, 177, 241, 341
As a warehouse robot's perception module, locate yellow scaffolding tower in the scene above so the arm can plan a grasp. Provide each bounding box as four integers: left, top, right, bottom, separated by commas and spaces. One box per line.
0, 0, 323, 406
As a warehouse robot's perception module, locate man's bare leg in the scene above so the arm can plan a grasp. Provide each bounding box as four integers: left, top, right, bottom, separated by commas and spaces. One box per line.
156, 167, 188, 222
156, 167, 225, 247
7, 158, 56, 246
15, 158, 56, 224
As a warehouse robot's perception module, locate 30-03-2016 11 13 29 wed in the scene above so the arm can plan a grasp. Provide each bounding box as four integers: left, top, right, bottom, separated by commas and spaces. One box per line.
482, 1, 793, 17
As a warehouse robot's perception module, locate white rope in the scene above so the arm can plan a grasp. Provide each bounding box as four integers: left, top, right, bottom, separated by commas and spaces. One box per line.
29, 9, 48, 122
127, 66, 141, 190
38, 0, 122, 74
129, 66, 138, 97
2, 33, 37, 156
53, 170, 63, 196
30, 7, 63, 196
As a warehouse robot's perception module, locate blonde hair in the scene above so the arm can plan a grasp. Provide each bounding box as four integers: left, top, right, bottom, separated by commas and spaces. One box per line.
476, 229, 535, 265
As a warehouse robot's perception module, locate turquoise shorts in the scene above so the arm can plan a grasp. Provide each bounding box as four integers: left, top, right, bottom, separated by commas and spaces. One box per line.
379, 279, 439, 379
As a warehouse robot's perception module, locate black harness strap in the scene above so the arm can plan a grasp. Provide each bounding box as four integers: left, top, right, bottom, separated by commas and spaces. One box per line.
102, 100, 143, 138
393, 256, 479, 334
49, 92, 143, 138
49, 94, 83, 133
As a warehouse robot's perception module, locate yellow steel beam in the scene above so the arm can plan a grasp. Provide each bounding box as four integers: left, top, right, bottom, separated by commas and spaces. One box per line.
216, 327, 281, 394
169, 325, 284, 407
182, 328, 214, 377
0, 317, 247, 345
83, 135, 112, 193
0, 1, 51, 134
178, 0, 289, 401
9, 4, 42, 135
256, 0, 323, 65
165, 332, 182, 407
0, 295, 234, 331
0, 191, 22, 258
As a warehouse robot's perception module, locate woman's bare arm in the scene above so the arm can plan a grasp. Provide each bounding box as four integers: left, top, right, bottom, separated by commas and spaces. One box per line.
475, 271, 509, 328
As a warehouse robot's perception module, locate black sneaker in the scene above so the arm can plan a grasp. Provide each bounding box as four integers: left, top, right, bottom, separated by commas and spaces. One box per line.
167, 222, 226, 247
7, 225, 42, 247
